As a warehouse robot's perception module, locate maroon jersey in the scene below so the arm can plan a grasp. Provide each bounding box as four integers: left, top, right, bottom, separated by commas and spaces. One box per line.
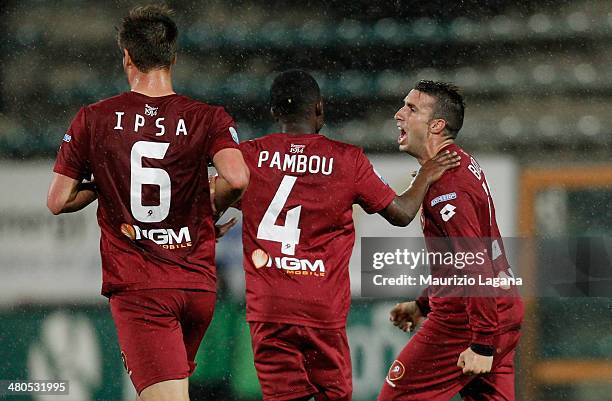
53, 91, 239, 296
418, 144, 524, 347
239, 133, 396, 329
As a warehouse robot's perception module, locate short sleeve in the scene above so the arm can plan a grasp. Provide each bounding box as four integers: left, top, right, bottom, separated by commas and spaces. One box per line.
53, 107, 91, 180
353, 149, 395, 214
207, 107, 240, 161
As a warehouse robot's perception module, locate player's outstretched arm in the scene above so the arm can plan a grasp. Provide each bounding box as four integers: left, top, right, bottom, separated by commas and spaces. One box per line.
47, 173, 97, 215
379, 151, 460, 226
212, 148, 250, 217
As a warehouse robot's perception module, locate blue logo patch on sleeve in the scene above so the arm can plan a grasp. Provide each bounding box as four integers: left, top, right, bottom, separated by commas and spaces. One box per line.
431, 192, 457, 207
63, 133, 72, 143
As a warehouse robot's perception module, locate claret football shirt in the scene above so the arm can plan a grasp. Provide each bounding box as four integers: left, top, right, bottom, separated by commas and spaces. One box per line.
54, 91, 238, 296
419, 144, 524, 346
239, 133, 396, 329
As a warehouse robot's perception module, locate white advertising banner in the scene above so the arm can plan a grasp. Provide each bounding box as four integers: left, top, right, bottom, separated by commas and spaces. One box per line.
0, 161, 102, 303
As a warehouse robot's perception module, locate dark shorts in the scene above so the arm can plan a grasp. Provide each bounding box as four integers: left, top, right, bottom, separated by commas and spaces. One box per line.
249, 322, 352, 401
378, 321, 521, 401
109, 289, 216, 394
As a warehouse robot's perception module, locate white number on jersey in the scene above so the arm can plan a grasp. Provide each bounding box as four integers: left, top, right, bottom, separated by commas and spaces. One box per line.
468, 157, 482, 180
130, 141, 171, 223
257, 175, 302, 255
467, 156, 493, 227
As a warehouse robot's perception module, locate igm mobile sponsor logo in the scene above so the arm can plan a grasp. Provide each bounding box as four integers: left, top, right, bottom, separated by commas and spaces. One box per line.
121, 224, 192, 249
251, 249, 326, 277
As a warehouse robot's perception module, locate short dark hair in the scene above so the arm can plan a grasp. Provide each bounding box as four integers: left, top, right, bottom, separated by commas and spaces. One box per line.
117, 5, 178, 73
414, 80, 465, 138
270, 69, 321, 119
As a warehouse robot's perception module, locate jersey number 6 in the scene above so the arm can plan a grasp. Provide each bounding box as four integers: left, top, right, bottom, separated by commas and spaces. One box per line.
130, 141, 171, 223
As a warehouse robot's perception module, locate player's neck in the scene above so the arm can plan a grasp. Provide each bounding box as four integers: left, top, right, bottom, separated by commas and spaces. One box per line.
128, 68, 175, 97
418, 138, 455, 165
279, 121, 318, 135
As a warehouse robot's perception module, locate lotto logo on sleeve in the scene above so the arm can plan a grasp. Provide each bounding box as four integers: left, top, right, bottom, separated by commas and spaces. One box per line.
440, 203, 457, 222
62, 133, 72, 143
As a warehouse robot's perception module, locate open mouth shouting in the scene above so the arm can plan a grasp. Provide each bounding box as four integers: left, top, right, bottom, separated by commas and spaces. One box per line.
397, 125, 407, 144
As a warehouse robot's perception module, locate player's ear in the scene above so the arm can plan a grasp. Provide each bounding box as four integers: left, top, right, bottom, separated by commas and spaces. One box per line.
315, 99, 324, 117
315, 100, 325, 132
123, 49, 134, 69
429, 119, 446, 135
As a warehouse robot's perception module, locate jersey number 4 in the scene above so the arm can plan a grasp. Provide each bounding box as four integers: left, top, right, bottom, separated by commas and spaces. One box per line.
130, 141, 171, 223
257, 175, 302, 256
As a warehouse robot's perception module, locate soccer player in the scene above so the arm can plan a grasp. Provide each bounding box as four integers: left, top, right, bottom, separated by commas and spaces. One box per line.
46, 5, 249, 401
214, 69, 459, 401
378, 81, 524, 401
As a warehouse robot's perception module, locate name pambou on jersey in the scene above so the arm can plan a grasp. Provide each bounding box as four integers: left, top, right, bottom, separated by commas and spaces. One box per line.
251, 249, 326, 277
257, 147, 334, 175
